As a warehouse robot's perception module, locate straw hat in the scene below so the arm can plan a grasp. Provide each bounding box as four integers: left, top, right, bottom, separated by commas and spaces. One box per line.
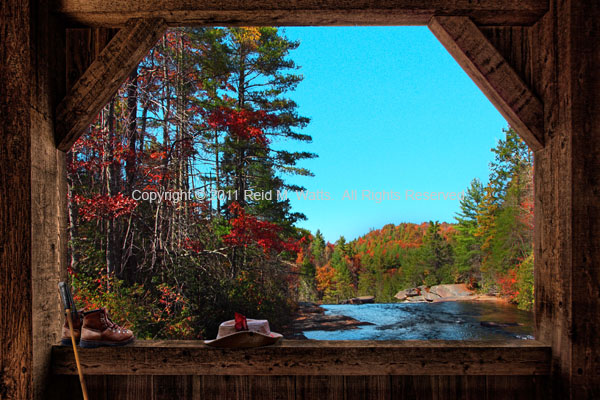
204, 314, 283, 348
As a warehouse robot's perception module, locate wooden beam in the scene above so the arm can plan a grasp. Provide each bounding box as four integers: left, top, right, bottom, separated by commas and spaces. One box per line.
51, 340, 551, 376
66, 28, 118, 91
54, 0, 548, 27
429, 16, 544, 151
55, 18, 167, 152
1, 0, 33, 398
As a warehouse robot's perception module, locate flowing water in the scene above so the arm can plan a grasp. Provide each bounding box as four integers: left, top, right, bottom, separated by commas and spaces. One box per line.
303, 302, 534, 340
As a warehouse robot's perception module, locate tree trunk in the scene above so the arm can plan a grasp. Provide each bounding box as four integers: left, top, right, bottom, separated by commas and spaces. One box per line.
125, 68, 138, 193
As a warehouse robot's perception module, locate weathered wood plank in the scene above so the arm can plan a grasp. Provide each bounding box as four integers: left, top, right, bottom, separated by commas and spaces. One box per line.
478, 26, 534, 92
105, 376, 153, 400
531, 0, 600, 398
344, 376, 390, 400
66, 28, 118, 91
48, 375, 105, 400
429, 16, 544, 151
154, 375, 192, 400
0, 0, 33, 399
51, 374, 549, 400
388, 375, 548, 400
295, 376, 345, 400
55, 18, 167, 152
54, 0, 548, 27
30, 3, 69, 399
250, 376, 295, 400
50, 339, 550, 348
567, 1, 600, 398
482, 375, 541, 400
192, 376, 250, 400
50, 340, 551, 376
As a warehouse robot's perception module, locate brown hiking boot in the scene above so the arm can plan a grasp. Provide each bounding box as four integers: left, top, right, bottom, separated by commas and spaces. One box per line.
61, 310, 84, 346
80, 308, 135, 348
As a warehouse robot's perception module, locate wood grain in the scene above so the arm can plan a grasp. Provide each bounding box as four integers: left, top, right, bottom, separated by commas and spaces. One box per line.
55, 18, 167, 152
49, 374, 549, 400
568, 1, 600, 398
0, 0, 33, 398
532, 0, 600, 398
429, 16, 544, 151
478, 26, 534, 90
50, 340, 551, 376
295, 375, 344, 400
29, 2, 70, 399
54, 0, 548, 27
66, 28, 118, 91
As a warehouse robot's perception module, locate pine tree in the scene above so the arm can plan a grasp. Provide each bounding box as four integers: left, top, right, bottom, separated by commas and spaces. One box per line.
453, 178, 485, 284
216, 27, 316, 227
421, 221, 454, 285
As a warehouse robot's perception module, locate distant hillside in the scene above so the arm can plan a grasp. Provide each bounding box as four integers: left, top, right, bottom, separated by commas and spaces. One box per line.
294, 129, 534, 310
296, 221, 459, 303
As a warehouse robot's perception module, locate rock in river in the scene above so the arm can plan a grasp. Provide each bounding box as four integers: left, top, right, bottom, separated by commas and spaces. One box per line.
395, 288, 419, 300
429, 284, 473, 298
424, 291, 441, 302
341, 296, 375, 304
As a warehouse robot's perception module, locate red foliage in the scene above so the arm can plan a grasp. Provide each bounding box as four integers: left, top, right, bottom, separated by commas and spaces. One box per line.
223, 202, 299, 254
74, 193, 138, 221
498, 269, 519, 302
69, 125, 136, 175
519, 199, 534, 230
207, 107, 278, 146
183, 238, 204, 253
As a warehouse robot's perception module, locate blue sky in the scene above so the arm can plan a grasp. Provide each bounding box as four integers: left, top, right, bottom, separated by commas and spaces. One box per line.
274, 27, 507, 243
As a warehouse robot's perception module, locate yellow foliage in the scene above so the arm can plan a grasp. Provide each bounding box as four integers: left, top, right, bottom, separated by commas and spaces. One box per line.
233, 27, 261, 49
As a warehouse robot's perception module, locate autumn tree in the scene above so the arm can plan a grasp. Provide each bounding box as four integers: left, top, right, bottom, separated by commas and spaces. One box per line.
67, 27, 312, 339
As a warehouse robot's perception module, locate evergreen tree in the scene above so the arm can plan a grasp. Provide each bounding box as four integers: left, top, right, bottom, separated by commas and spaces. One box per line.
217, 27, 316, 227
329, 237, 355, 301
453, 179, 485, 284
310, 230, 326, 267
421, 221, 454, 285
477, 128, 533, 293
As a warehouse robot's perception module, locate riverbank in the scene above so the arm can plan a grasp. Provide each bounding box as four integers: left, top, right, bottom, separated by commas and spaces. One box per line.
394, 283, 508, 304
300, 302, 533, 341
283, 285, 511, 339
282, 302, 373, 339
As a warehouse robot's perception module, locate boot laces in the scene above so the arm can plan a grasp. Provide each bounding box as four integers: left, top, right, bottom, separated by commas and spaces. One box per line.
103, 309, 126, 334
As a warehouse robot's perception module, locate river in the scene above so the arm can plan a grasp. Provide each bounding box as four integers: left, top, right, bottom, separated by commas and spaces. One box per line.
302, 302, 534, 340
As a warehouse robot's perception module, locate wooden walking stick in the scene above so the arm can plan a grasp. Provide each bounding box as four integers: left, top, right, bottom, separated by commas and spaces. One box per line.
59, 282, 89, 400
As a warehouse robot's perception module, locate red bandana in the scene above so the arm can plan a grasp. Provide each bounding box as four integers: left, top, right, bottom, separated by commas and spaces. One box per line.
234, 312, 248, 331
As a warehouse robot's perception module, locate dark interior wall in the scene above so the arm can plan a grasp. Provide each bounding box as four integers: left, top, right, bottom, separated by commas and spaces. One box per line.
1, 1, 67, 399
1, 0, 33, 398
532, 0, 600, 398
30, 1, 68, 399
565, 0, 600, 397
51, 374, 550, 400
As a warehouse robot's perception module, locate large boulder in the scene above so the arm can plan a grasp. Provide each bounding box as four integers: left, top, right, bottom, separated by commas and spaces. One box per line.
423, 291, 441, 302
395, 288, 419, 301
394, 290, 407, 301
429, 284, 473, 298
343, 296, 375, 304
406, 295, 426, 302
355, 296, 375, 304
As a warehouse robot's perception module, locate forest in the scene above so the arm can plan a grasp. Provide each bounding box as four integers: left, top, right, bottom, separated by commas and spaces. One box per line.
67, 27, 534, 340
297, 128, 533, 309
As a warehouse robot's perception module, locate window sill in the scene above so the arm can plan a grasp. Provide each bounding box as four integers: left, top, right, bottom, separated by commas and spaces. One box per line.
51, 339, 550, 376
